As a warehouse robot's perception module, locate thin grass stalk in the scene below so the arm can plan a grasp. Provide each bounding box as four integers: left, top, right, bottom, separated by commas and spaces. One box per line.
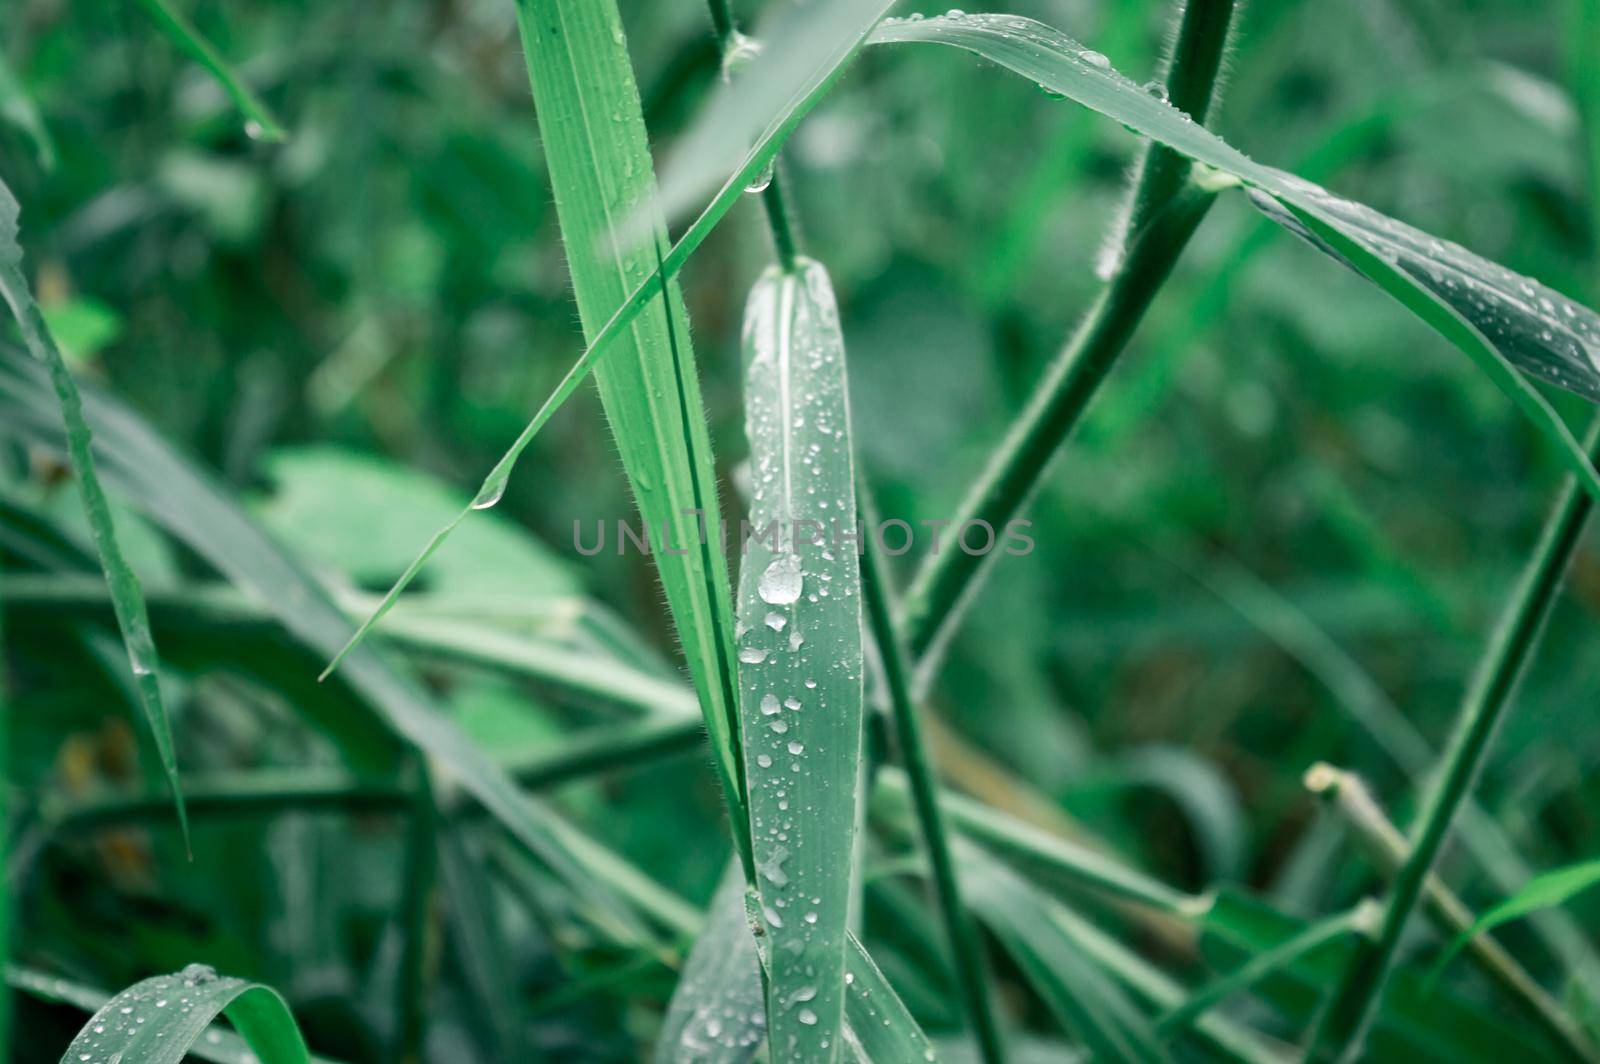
1306, 421, 1600, 1061
860, 492, 1008, 1063
899, 0, 1241, 667
703, 0, 804, 270
1304, 764, 1599, 1062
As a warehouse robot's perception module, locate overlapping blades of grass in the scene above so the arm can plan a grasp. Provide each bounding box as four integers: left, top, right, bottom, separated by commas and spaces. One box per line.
61, 965, 308, 1064
0, 180, 190, 850
325, 0, 897, 693
735, 260, 864, 1061
867, 13, 1600, 496
0, 349, 646, 939
510, 0, 751, 864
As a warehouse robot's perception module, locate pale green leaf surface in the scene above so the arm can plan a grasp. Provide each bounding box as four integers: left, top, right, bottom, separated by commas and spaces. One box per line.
736, 260, 865, 1061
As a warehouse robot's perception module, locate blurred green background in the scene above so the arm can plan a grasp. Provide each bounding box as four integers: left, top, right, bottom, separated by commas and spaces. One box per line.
3, 0, 1599, 1058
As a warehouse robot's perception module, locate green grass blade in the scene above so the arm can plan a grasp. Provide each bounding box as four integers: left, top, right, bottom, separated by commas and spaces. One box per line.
0, 348, 647, 941
1432, 858, 1600, 983
134, 0, 286, 141
735, 260, 865, 1061
511, 0, 751, 870
0, 179, 190, 853
868, 14, 1600, 490
60, 965, 308, 1064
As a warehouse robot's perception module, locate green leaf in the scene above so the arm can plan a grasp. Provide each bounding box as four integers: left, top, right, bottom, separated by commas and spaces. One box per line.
0, 178, 190, 852
1434, 858, 1600, 978
866, 13, 1600, 498
134, 0, 286, 142
60, 965, 308, 1064
735, 260, 865, 1061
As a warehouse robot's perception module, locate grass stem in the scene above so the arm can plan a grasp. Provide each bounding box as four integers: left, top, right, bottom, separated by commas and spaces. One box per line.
899, 0, 1241, 667
860, 492, 1009, 1064
1305, 764, 1600, 1062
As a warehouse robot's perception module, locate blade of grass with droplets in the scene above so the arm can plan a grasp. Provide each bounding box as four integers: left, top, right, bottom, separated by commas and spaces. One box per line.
867, 13, 1600, 496
0, 350, 649, 943
0, 179, 190, 851
13, 968, 348, 1064
60, 965, 308, 1064
325, 0, 897, 685
134, 0, 285, 141
735, 260, 864, 1061
510, 0, 753, 870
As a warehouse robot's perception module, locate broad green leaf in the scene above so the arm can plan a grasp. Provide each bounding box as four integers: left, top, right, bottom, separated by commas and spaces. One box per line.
258, 446, 578, 599
60, 965, 308, 1064
1435, 858, 1600, 976
735, 260, 865, 1061
0, 350, 647, 941
962, 852, 1170, 1063
134, 0, 286, 141
866, 13, 1600, 498
510, 0, 748, 855
0, 178, 190, 851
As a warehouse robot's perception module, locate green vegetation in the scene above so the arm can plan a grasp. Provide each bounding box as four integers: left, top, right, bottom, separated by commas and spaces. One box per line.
4, 0, 1600, 1060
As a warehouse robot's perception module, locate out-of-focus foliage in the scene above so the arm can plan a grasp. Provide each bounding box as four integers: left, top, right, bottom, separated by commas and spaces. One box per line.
3, 0, 1599, 1059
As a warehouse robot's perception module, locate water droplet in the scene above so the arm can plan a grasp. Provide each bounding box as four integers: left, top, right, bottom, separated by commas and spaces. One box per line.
472, 476, 507, 510
765, 612, 787, 632
745, 157, 776, 194
740, 647, 768, 664
759, 554, 803, 604
787, 741, 804, 755
761, 693, 781, 715
798, 1008, 818, 1026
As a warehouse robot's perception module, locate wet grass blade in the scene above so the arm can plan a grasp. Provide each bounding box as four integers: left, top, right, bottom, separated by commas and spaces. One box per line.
134, 0, 285, 141
868, 13, 1600, 496
735, 260, 864, 1061
0, 179, 190, 852
511, 0, 751, 868
61, 965, 308, 1064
